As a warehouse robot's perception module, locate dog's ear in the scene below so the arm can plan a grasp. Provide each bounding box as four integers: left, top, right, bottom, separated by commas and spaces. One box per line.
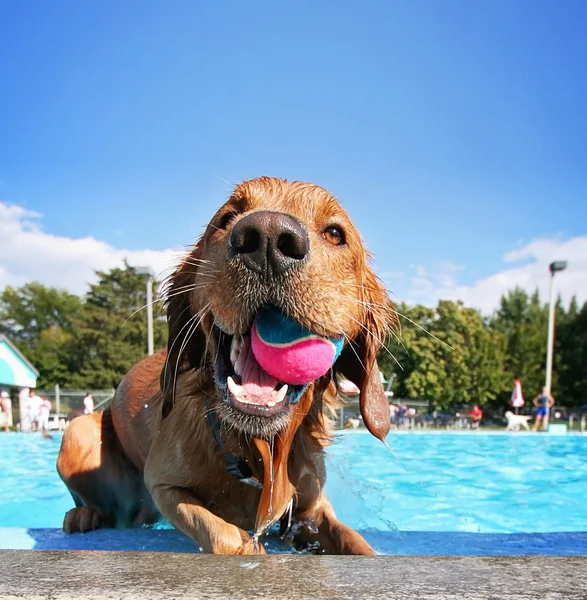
335, 264, 397, 443
160, 249, 207, 419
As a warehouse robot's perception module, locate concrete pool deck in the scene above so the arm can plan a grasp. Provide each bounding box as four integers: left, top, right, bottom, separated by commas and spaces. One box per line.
1, 550, 586, 599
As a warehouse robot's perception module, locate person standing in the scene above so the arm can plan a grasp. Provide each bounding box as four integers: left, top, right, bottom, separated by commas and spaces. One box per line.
1, 391, 12, 432
28, 389, 43, 431
38, 397, 52, 432
398, 401, 409, 429
533, 386, 555, 432
511, 379, 525, 415
83, 393, 94, 415
389, 402, 398, 429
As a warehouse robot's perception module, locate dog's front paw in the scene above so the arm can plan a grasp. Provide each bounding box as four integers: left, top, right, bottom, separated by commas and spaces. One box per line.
63, 507, 103, 533
236, 538, 267, 555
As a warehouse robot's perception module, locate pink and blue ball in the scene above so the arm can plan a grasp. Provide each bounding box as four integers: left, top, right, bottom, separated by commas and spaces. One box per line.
251, 307, 343, 385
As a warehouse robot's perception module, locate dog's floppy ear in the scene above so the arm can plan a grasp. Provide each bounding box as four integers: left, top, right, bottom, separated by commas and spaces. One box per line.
160, 249, 207, 419
335, 265, 397, 443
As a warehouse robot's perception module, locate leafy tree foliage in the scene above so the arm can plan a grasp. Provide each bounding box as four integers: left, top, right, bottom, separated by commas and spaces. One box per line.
383, 301, 509, 411
557, 297, 587, 409
0, 266, 167, 388
0, 283, 82, 386
68, 265, 168, 388
490, 288, 548, 401
381, 291, 584, 412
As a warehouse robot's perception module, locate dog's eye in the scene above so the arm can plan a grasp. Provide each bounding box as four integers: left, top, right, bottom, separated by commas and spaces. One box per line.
217, 211, 238, 231
323, 225, 346, 246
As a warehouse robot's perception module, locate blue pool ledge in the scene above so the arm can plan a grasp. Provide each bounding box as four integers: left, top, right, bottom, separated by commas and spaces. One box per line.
1, 527, 586, 556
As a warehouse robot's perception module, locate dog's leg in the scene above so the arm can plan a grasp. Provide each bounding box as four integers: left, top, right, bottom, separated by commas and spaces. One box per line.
290, 493, 376, 555
148, 484, 265, 555
57, 410, 157, 533
522, 419, 530, 431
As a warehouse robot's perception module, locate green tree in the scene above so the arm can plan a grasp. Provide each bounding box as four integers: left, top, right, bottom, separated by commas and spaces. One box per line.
69, 265, 167, 389
382, 301, 508, 411
0, 282, 83, 386
491, 287, 548, 404
556, 298, 587, 408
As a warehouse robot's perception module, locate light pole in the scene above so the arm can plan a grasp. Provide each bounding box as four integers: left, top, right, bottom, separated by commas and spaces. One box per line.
136, 266, 156, 356
544, 261, 567, 395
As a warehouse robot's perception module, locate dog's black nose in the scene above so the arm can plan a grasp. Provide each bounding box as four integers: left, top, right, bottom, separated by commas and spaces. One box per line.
229, 211, 309, 278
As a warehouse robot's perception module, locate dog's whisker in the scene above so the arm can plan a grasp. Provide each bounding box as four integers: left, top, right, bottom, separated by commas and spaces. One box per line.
390, 309, 452, 351
162, 304, 194, 389
163, 302, 211, 392
122, 298, 164, 328
330, 315, 368, 376
346, 315, 404, 372
339, 294, 449, 350
338, 295, 408, 356
178, 256, 212, 264
163, 311, 198, 393
172, 308, 210, 406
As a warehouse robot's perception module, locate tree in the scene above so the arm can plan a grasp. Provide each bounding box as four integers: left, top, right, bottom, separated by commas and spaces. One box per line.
382, 301, 508, 411
556, 298, 587, 408
69, 264, 168, 389
0, 282, 82, 345
0, 282, 83, 387
491, 287, 547, 404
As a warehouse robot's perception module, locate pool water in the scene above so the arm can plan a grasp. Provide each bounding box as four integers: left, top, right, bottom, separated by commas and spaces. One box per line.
326, 432, 587, 534
1, 431, 586, 534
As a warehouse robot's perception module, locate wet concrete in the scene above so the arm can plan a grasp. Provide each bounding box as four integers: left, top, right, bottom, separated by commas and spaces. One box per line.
0, 550, 585, 599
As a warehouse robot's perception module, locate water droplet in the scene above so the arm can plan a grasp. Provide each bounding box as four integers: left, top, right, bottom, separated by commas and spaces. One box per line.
144, 404, 149, 409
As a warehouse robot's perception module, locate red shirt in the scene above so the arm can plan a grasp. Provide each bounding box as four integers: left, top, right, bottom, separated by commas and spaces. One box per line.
470, 407, 483, 419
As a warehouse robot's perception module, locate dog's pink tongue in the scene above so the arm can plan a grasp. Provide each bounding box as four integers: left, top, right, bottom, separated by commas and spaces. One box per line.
236, 337, 277, 397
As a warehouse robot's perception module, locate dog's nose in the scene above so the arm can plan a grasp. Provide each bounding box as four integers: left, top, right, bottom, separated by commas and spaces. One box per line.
229, 211, 309, 277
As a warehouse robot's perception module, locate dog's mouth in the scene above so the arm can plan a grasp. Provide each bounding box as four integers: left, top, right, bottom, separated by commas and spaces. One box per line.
213, 325, 308, 419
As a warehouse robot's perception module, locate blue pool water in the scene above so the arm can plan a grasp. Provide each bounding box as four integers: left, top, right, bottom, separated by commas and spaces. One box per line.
1, 431, 586, 535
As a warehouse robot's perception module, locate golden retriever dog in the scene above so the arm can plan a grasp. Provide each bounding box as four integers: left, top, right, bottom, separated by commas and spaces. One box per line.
57, 177, 396, 555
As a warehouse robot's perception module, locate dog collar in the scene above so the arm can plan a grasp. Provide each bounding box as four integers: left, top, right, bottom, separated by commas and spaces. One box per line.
205, 399, 263, 489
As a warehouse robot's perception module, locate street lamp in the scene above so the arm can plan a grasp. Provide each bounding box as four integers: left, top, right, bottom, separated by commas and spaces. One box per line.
136, 266, 156, 356
544, 261, 567, 395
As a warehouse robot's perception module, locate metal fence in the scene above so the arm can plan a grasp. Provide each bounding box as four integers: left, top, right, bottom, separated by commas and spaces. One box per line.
36, 385, 115, 417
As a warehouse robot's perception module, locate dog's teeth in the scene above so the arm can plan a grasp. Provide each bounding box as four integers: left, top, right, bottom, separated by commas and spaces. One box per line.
273, 385, 288, 404
230, 336, 241, 368
267, 401, 276, 407
227, 376, 244, 397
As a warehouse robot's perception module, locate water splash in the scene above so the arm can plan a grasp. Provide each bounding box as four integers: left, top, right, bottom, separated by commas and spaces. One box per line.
382, 439, 409, 473
327, 451, 399, 533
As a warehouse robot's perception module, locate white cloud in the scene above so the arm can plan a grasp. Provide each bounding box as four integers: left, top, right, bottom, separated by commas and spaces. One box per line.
0, 202, 182, 295
393, 236, 587, 313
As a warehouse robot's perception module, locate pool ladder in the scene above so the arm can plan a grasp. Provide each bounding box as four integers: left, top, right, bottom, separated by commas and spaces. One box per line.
568, 414, 586, 433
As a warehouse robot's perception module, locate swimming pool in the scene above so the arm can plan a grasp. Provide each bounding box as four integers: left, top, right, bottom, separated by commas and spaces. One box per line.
1, 430, 586, 535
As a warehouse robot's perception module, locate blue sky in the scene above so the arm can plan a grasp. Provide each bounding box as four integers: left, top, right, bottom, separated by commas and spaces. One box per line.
1, 0, 586, 310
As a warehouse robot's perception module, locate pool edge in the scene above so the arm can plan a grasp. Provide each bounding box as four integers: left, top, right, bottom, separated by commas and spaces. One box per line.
0, 551, 586, 599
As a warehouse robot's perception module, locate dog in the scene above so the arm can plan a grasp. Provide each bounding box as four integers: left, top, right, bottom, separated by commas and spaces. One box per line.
505, 411, 531, 431
57, 177, 396, 555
